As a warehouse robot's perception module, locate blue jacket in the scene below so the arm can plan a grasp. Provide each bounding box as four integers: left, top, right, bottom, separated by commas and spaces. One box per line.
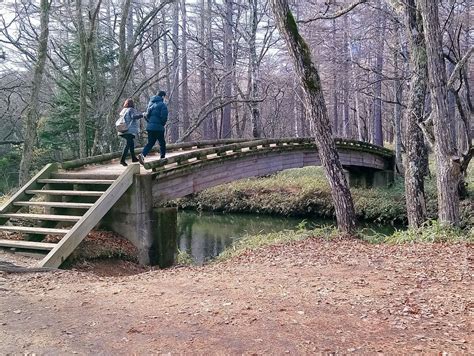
118, 108, 143, 138
146, 96, 168, 132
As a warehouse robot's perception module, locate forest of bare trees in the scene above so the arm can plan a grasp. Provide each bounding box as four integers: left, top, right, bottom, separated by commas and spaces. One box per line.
0, 0, 472, 229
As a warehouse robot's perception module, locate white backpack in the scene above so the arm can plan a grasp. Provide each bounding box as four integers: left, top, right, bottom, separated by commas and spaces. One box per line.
115, 109, 129, 133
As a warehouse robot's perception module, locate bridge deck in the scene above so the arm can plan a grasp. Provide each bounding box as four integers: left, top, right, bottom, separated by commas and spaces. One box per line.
60, 149, 195, 177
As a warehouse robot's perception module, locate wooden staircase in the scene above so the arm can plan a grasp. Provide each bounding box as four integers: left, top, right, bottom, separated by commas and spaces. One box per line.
0, 163, 140, 268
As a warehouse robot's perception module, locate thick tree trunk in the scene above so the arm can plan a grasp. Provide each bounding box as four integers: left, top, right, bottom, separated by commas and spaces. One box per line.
419, 0, 461, 225
270, 0, 356, 234
77, 0, 89, 159
402, 0, 428, 228
19, 0, 50, 185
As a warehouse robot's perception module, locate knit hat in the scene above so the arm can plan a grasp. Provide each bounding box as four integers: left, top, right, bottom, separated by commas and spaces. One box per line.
157, 90, 166, 97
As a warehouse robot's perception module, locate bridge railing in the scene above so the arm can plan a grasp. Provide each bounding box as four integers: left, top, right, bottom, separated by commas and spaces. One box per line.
60, 138, 251, 169
144, 137, 394, 172
60, 137, 393, 170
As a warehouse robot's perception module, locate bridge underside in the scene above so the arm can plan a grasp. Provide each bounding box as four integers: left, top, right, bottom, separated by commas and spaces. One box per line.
152, 149, 394, 203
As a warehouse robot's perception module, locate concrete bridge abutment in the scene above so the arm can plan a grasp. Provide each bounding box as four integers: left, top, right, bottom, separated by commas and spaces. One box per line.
345, 168, 394, 188
102, 174, 177, 267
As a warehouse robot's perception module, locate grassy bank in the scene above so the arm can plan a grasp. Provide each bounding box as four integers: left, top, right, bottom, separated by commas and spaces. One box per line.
172, 166, 473, 227
209, 221, 473, 263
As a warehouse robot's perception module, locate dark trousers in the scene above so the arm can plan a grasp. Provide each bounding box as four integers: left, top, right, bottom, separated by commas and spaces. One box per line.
120, 134, 137, 162
142, 130, 166, 158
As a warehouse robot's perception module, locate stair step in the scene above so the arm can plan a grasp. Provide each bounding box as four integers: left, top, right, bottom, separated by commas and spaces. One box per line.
0, 226, 69, 235
0, 239, 57, 251
38, 178, 115, 185
26, 190, 103, 197
51, 173, 120, 180
13, 201, 94, 209
0, 213, 82, 222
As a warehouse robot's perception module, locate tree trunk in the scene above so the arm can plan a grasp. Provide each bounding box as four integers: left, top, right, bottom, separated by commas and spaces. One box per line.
402, 0, 428, 228
249, 0, 260, 138
373, 0, 386, 146
162, 10, 172, 98
77, 0, 89, 159
181, 0, 190, 140
269, 0, 356, 234
169, 1, 180, 142
342, 15, 351, 138
348, 19, 365, 141
19, 0, 51, 185
222, 0, 233, 138
204, 0, 217, 139
331, 20, 339, 136
199, 0, 207, 138
419, 0, 461, 225
393, 21, 403, 173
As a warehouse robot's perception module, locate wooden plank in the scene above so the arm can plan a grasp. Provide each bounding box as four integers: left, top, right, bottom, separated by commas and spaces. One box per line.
0, 226, 69, 235
26, 190, 103, 197
14, 201, 94, 209
51, 172, 120, 180
0, 213, 82, 222
0, 163, 57, 216
38, 179, 115, 185
38, 164, 140, 268
0, 239, 57, 251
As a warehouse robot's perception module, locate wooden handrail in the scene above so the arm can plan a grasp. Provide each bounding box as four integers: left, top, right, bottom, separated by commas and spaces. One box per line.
144, 138, 394, 171
60, 138, 251, 169
60, 137, 393, 170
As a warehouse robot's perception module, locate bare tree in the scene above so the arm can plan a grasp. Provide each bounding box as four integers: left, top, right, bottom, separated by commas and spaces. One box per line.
401, 0, 428, 228
418, 0, 461, 225
18, 0, 51, 185
76, 0, 102, 158
269, 0, 356, 234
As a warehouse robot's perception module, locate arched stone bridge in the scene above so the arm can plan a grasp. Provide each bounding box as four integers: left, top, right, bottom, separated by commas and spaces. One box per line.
0, 138, 394, 268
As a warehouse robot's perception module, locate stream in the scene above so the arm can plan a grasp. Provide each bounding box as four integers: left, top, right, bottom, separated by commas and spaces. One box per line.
177, 210, 397, 264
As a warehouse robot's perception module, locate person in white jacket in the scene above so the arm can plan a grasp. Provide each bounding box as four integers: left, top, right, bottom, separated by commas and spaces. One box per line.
118, 98, 144, 166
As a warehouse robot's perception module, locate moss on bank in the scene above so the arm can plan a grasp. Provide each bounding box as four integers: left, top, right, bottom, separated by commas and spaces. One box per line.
172, 166, 473, 227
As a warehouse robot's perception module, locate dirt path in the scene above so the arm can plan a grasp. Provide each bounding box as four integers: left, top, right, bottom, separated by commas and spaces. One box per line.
0, 239, 472, 354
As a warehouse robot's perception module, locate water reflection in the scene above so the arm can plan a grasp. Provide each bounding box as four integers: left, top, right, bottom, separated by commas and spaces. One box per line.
177, 210, 333, 264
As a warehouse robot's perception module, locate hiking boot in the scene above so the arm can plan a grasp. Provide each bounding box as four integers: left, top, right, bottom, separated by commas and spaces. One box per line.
138, 153, 145, 165
120, 160, 128, 167
131, 156, 139, 163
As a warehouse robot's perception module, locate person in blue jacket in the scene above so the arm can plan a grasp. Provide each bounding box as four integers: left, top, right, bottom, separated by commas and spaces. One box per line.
138, 90, 168, 165
118, 98, 144, 166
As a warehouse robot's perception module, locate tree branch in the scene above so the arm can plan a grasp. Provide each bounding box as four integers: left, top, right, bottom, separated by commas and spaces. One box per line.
298, 0, 368, 24
447, 45, 474, 89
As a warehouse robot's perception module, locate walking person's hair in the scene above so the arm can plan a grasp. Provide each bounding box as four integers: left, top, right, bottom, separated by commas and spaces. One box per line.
123, 98, 134, 108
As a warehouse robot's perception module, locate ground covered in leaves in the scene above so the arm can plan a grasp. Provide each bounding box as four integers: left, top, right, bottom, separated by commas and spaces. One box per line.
1, 238, 472, 354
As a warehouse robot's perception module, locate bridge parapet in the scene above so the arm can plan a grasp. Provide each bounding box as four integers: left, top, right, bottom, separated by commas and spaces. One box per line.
60, 138, 393, 171
144, 138, 394, 173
